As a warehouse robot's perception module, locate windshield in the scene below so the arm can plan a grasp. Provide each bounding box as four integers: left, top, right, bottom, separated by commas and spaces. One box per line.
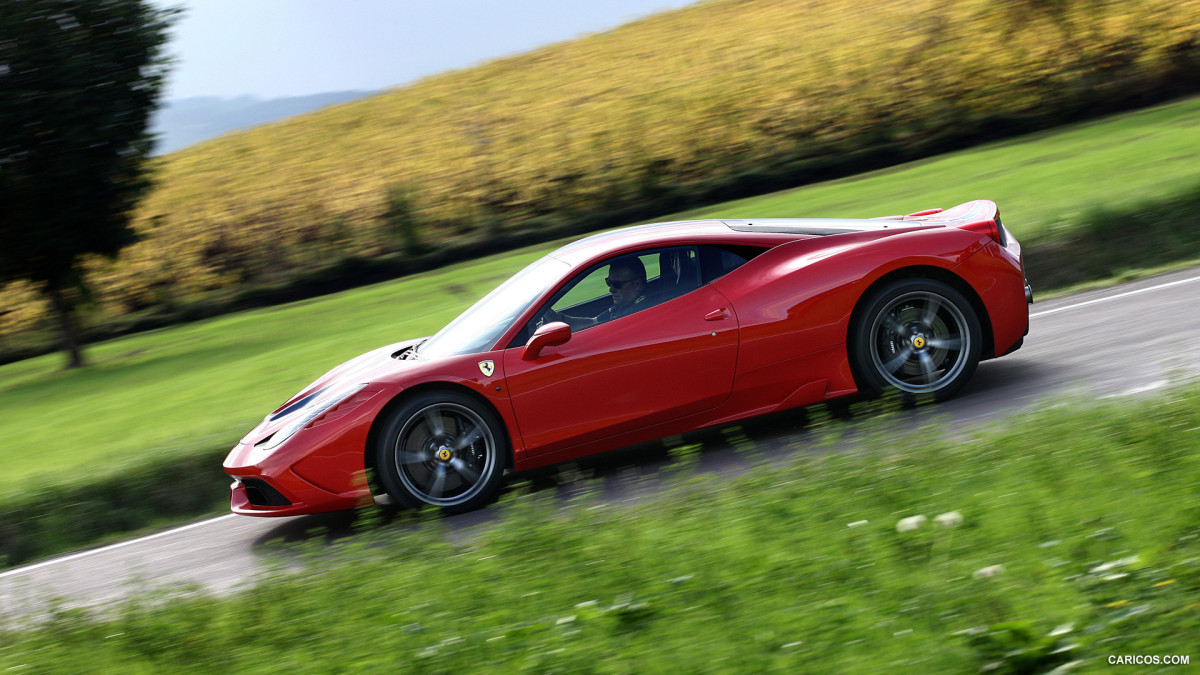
418, 256, 570, 358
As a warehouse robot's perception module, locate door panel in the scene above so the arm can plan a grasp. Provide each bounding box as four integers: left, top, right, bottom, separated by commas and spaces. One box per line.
502, 285, 738, 456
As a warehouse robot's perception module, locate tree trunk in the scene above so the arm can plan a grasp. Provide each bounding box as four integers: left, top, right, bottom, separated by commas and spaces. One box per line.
47, 286, 85, 369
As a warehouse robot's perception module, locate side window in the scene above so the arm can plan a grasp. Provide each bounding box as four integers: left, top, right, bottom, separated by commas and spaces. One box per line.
698, 245, 764, 284
552, 265, 611, 314
508, 246, 703, 347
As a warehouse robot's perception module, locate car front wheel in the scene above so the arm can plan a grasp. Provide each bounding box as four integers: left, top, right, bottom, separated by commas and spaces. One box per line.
376, 390, 507, 513
850, 278, 982, 402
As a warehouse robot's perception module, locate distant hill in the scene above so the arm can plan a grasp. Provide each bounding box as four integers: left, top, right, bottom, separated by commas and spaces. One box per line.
149, 92, 374, 154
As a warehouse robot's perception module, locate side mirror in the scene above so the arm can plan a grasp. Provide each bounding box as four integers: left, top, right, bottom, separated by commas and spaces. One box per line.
523, 321, 571, 360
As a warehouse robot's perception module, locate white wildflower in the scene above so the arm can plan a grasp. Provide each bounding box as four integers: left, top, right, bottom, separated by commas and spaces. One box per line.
1089, 555, 1139, 575
934, 511, 963, 528
896, 515, 927, 532
973, 564, 1005, 579
847, 520, 869, 528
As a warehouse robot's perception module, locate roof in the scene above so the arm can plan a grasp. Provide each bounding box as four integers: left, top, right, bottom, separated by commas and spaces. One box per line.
546, 217, 921, 266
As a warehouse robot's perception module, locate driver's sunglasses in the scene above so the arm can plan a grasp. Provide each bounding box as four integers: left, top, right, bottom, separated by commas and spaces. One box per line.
605, 277, 637, 290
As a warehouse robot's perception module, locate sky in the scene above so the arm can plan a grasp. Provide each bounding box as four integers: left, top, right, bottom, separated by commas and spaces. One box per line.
153, 0, 698, 101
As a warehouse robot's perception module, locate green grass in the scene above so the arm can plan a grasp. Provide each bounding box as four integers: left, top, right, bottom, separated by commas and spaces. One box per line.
3, 96, 1200, 564
3, 386, 1198, 672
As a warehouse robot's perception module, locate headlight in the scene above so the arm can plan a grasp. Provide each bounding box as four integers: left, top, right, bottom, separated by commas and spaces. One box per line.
249, 382, 369, 461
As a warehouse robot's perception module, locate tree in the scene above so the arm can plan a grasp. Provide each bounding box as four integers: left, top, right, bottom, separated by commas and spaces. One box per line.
0, 0, 176, 368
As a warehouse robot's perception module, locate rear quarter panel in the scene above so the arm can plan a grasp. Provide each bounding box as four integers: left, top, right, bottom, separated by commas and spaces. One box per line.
715, 226, 987, 368
949, 235, 1028, 356
710, 226, 992, 409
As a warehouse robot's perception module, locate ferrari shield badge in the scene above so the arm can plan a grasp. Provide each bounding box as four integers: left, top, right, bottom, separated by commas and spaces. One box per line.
478, 360, 495, 377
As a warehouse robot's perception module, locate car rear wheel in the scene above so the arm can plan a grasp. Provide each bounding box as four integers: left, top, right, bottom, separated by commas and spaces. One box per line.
850, 278, 982, 402
376, 391, 507, 513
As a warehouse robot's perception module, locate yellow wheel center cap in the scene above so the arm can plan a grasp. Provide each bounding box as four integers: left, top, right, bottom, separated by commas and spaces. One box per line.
912, 336, 926, 349
437, 447, 452, 461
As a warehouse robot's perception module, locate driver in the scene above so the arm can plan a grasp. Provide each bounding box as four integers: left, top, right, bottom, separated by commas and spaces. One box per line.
594, 256, 648, 323
546, 256, 648, 329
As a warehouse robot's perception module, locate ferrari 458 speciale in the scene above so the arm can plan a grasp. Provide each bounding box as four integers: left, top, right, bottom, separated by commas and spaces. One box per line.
224, 200, 1031, 516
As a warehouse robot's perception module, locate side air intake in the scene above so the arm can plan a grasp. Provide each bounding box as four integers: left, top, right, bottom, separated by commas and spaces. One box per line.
241, 478, 291, 507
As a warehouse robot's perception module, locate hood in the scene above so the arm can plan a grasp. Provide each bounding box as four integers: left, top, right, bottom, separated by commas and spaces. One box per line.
297, 337, 425, 397
239, 337, 426, 446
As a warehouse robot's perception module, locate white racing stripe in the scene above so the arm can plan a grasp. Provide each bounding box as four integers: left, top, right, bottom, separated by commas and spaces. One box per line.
0, 514, 239, 580
1031, 274, 1200, 319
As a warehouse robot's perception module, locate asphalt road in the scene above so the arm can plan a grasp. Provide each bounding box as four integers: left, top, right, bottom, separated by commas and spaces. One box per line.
4, 267, 1200, 623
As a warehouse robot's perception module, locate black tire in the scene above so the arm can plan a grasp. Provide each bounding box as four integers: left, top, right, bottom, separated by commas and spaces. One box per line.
376, 390, 507, 514
849, 278, 982, 403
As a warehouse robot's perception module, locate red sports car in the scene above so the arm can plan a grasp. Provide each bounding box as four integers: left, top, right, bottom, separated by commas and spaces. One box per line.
224, 200, 1030, 516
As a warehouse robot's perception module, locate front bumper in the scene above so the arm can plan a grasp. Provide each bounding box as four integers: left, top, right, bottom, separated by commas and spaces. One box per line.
226, 464, 370, 517
223, 386, 386, 517
224, 432, 374, 517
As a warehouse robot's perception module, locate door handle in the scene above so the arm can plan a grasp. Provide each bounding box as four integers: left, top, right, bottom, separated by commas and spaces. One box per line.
703, 308, 729, 321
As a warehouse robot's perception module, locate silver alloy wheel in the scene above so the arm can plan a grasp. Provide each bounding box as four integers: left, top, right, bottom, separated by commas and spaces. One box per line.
393, 402, 497, 506
867, 290, 971, 394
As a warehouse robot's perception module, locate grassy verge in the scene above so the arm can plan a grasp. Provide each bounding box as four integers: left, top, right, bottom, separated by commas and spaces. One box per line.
3, 387, 1198, 672
0, 449, 230, 567
4, 96, 1200, 567
1024, 188, 1200, 290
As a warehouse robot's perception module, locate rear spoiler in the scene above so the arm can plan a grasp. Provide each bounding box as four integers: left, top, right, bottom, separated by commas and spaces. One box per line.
873, 200, 1006, 245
